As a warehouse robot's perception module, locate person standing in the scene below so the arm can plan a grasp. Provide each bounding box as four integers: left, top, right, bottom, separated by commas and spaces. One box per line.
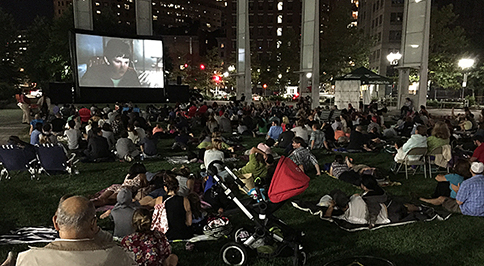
17, 92, 31, 124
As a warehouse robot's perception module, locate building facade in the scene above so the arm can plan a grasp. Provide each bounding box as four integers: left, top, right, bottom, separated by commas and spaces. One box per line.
357, 0, 404, 77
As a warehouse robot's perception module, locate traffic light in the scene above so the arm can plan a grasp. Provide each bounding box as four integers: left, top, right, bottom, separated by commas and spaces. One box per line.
263, 84, 267, 89
213, 75, 221, 83
200, 64, 205, 70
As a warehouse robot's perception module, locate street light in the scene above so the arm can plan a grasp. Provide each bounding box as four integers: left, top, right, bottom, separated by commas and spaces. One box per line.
386, 52, 402, 66
458, 58, 475, 99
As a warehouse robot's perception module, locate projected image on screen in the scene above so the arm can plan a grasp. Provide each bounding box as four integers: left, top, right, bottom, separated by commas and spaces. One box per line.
76, 33, 164, 88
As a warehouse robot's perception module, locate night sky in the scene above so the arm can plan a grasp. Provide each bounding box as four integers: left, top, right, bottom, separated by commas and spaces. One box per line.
0, 0, 53, 29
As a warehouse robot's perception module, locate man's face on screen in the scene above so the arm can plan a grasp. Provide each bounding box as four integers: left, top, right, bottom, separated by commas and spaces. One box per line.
110, 56, 130, 79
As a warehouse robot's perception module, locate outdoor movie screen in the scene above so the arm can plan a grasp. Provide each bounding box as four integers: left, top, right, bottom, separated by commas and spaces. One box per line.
75, 32, 164, 88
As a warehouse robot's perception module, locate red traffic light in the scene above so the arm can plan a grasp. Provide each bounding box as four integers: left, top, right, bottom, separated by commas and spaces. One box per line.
184, 63, 188, 68
213, 75, 221, 83
200, 64, 205, 70
263, 84, 267, 89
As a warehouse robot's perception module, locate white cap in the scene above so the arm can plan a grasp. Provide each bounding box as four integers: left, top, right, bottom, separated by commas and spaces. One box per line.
471, 162, 484, 174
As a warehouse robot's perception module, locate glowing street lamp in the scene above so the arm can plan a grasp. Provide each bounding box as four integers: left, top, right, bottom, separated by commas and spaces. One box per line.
386, 52, 402, 66
458, 58, 475, 98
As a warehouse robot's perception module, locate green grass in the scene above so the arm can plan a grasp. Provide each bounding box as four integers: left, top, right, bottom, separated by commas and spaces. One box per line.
1, 115, 484, 265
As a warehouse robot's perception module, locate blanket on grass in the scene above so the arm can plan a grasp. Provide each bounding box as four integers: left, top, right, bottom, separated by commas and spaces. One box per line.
0, 227, 58, 245
165, 156, 238, 165
291, 200, 451, 232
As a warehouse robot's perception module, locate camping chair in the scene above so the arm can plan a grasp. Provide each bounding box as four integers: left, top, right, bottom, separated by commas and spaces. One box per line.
320, 110, 331, 122
36, 144, 79, 175
0, 145, 38, 180
394, 147, 428, 179
427, 145, 451, 177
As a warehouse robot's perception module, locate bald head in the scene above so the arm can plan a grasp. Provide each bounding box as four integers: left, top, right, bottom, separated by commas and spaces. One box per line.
54, 196, 96, 238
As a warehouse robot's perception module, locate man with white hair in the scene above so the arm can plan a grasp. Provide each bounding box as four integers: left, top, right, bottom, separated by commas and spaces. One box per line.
423, 162, 484, 217
15, 195, 136, 265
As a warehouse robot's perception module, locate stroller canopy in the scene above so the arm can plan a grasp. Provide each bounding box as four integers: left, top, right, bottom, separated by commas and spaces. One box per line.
268, 156, 310, 203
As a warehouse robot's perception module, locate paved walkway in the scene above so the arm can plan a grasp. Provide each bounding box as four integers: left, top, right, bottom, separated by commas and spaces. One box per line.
0, 108, 29, 145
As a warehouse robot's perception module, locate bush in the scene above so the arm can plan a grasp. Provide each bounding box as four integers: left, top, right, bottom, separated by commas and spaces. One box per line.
0, 82, 16, 104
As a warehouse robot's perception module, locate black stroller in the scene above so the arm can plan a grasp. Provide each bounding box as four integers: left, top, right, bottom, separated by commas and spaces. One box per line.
207, 156, 310, 266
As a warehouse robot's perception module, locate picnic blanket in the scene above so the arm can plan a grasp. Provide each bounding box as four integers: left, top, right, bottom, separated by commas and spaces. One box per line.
0, 227, 58, 245
291, 200, 451, 232
165, 156, 239, 165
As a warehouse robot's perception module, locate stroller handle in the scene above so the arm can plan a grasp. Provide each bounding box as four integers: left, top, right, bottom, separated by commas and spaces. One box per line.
208, 160, 251, 194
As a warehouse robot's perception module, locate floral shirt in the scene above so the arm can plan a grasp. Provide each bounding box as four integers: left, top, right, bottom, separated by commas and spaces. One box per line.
121, 231, 171, 266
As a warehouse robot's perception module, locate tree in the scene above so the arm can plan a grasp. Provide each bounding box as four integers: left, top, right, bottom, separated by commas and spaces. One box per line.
429, 4, 469, 90
0, 8, 20, 86
22, 7, 74, 87
320, 1, 370, 84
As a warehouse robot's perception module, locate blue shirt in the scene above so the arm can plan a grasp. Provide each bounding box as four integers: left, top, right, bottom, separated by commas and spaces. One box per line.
30, 129, 41, 145
456, 174, 484, 216
445, 173, 464, 199
267, 125, 283, 140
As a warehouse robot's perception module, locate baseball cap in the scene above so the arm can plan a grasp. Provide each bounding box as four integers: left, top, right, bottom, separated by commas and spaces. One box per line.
471, 162, 484, 174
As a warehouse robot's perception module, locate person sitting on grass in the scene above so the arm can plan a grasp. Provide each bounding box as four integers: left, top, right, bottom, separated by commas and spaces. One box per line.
100, 188, 140, 239
15, 196, 136, 266
420, 159, 471, 204
151, 173, 193, 240
310, 123, 326, 150
116, 131, 140, 162
236, 146, 275, 190
288, 137, 321, 176
346, 125, 379, 152
470, 135, 484, 164
92, 163, 148, 207
139, 129, 158, 158
83, 127, 111, 162
267, 120, 283, 141
121, 208, 178, 266
420, 162, 484, 217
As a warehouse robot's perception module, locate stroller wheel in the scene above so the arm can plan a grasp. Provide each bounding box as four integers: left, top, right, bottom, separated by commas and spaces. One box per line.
220, 242, 248, 265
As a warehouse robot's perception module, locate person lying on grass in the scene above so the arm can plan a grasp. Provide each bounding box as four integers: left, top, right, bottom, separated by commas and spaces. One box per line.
323, 177, 420, 228
91, 162, 148, 207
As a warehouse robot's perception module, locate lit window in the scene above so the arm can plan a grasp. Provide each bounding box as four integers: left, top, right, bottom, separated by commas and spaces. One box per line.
124, 4, 129, 10
117, 4, 120, 8
277, 28, 282, 36
277, 15, 282, 23
277, 2, 283, 11
153, 15, 158, 20
95, 2, 100, 6
96, 10, 101, 14
276, 40, 282, 48
221, 43, 224, 48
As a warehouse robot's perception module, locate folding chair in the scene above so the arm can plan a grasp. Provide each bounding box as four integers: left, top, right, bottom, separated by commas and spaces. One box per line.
0, 145, 38, 180
394, 147, 427, 179
36, 143, 79, 175
427, 145, 451, 177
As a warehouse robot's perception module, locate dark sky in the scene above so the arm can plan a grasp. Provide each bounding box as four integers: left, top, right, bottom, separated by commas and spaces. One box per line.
0, 0, 53, 29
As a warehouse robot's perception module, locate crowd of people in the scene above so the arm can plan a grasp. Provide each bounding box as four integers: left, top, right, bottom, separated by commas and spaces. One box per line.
4, 95, 484, 266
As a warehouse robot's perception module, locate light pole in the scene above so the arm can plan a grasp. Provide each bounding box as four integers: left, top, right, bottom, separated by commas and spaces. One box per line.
458, 58, 475, 100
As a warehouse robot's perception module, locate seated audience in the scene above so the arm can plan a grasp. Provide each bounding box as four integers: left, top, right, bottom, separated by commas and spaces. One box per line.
420, 159, 471, 203
470, 135, 484, 163
151, 173, 193, 240
116, 131, 140, 161
92, 163, 148, 207
394, 125, 427, 162
267, 120, 283, 141
84, 127, 111, 161
121, 208, 178, 266
288, 137, 321, 175
423, 162, 484, 217
16, 196, 136, 265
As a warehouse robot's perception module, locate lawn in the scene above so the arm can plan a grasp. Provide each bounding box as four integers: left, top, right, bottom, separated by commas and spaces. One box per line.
1, 117, 484, 266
